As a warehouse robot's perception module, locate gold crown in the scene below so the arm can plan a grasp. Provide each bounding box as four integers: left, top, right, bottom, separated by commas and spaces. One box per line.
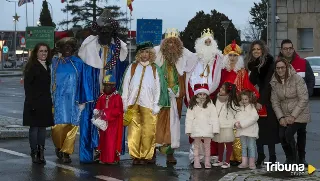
164, 28, 179, 39
201, 28, 214, 39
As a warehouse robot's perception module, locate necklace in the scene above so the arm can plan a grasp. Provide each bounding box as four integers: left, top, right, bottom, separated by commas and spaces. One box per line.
199, 64, 210, 78
105, 91, 117, 108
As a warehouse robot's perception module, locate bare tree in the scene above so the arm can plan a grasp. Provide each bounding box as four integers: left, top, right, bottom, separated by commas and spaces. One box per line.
242, 21, 261, 41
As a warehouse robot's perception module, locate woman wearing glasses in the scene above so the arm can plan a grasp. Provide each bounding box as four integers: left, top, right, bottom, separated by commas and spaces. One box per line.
247, 40, 280, 167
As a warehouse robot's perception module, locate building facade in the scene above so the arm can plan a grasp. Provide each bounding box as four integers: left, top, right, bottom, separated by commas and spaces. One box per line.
269, 0, 320, 57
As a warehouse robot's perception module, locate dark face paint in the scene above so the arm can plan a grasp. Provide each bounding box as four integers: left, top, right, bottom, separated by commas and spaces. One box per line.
61, 43, 74, 57
98, 26, 113, 46
103, 83, 115, 94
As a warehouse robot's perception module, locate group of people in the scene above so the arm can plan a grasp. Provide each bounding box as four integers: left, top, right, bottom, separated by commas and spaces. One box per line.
22, 9, 314, 171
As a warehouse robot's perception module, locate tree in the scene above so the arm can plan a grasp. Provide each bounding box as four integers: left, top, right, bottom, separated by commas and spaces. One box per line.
243, 21, 261, 41
39, 0, 56, 27
181, 10, 241, 52
249, 0, 268, 42
59, 0, 128, 37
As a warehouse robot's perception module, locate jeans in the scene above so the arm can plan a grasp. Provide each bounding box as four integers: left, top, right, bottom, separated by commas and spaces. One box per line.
240, 136, 256, 158
29, 127, 46, 150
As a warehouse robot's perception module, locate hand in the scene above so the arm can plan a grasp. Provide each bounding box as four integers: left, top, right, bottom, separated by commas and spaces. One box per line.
285, 116, 295, 124
256, 103, 262, 110
79, 103, 85, 111
279, 118, 287, 127
168, 88, 176, 98
152, 105, 161, 115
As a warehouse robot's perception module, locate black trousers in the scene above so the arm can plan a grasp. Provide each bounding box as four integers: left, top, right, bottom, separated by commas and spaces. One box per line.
279, 122, 307, 160
29, 127, 46, 150
256, 143, 276, 157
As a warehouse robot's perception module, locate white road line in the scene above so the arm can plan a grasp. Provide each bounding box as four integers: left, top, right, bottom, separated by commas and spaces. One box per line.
0, 147, 122, 181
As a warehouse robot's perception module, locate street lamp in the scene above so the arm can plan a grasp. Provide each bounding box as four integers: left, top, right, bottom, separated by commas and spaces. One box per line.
221, 20, 230, 47
1, 32, 5, 70
6, 0, 18, 60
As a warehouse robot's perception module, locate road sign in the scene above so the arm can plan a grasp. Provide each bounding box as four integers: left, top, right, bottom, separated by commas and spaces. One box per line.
20, 36, 26, 48
137, 19, 162, 46
2, 46, 8, 53
26, 26, 55, 49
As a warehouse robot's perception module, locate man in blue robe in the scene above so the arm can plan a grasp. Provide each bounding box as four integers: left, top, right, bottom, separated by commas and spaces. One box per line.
51, 37, 99, 163
78, 9, 128, 163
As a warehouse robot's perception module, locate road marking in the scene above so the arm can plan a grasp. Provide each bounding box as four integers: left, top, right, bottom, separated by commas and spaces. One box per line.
0, 147, 122, 181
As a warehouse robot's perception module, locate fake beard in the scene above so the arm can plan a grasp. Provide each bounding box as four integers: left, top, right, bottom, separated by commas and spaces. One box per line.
196, 45, 216, 65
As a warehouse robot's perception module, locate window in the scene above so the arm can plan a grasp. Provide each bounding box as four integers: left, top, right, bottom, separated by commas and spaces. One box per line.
297, 28, 313, 50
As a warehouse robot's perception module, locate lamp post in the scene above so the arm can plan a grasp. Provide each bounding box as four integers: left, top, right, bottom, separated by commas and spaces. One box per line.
1, 32, 5, 70
221, 20, 230, 47
6, 0, 18, 60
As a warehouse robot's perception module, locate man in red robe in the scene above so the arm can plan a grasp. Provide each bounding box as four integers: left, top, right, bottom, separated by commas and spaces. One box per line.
93, 72, 124, 164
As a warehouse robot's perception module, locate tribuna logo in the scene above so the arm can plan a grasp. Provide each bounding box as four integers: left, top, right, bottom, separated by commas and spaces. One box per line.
265, 162, 305, 173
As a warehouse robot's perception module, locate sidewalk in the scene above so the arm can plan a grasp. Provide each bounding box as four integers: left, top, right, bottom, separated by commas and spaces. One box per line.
0, 115, 50, 138
219, 167, 320, 181
0, 70, 23, 77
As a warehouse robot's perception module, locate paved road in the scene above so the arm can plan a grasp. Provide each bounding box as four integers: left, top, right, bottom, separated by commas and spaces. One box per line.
0, 77, 320, 180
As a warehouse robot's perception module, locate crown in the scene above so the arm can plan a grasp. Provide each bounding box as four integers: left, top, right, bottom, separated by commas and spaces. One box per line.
201, 28, 214, 39
164, 28, 179, 39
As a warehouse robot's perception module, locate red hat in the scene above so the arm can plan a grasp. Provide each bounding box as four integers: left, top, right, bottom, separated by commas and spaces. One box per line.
194, 83, 209, 95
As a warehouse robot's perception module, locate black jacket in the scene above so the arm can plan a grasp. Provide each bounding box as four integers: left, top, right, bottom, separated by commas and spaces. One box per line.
23, 60, 54, 127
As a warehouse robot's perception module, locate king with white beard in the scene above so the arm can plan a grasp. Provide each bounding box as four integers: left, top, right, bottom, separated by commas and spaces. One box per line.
186, 28, 223, 103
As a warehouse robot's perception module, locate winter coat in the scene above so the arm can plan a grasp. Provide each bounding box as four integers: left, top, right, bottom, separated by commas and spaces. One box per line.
23, 60, 54, 127
185, 101, 220, 138
270, 65, 311, 124
213, 99, 238, 143
235, 104, 259, 138
248, 54, 280, 145
278, 52, 315, 96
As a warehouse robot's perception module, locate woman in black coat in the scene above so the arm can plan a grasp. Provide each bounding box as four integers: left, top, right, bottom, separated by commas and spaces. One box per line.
23, 42, 54, 164
246, 40, 280, 167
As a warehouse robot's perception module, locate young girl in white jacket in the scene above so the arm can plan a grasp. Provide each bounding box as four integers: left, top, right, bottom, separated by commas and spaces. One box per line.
235, 90, 259, 169
185, 83, 220, 169
212, 82, 239, 168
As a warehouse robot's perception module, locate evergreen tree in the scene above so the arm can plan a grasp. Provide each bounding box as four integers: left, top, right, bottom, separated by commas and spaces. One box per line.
59, 0, 128, 37
39, 0, 56, 27
181, 10, 241, 52
249, 0, 268, 42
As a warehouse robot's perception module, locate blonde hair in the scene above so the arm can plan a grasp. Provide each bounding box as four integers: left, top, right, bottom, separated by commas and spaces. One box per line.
135, 48, 156, 63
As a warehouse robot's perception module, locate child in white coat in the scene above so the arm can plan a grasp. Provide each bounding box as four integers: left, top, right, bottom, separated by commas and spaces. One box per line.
235, 90, 259, 169
185, 83, 220, 169
212, 82, 239, 168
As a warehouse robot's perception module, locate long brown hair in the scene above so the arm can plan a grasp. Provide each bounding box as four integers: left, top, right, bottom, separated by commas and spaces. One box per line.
24, 43, 51, 75
160, 37, 183, 65
246, 40, 268, 72
188, 94, 211, 110
274, 58, 290, 83
238, 90, 257, 107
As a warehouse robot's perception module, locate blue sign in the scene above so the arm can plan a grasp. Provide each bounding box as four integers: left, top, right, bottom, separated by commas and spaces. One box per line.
2, 46, 8, 54
137, 19, 162, 46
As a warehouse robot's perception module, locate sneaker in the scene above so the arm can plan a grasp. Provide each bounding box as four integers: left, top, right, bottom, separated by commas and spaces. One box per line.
221, 162, 230, 168
211, 156, 218, 163
212, 161, 223, 166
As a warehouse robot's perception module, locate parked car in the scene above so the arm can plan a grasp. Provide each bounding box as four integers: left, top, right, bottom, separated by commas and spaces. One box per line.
305, 56, 320, 89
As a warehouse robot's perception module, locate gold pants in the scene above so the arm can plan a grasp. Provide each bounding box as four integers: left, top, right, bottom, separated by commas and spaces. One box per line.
127, 104, 157, 160
51, 124, 79, 155
230, 130, 242, 162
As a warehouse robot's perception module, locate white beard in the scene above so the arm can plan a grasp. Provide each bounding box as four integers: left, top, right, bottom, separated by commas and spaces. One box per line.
196, 45, 216, 65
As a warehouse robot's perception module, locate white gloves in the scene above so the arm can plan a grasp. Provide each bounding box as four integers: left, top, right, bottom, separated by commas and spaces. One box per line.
152, 105, 161, 115
79, 104, 85, 111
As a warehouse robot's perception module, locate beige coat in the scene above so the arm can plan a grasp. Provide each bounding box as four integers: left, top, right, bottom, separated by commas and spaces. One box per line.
235, 104, 259, 138
185, 102, 220, 138
270, 66, 311, 123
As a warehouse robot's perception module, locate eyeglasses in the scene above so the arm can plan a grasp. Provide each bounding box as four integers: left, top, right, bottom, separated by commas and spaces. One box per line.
282, 47, 294, 52
276, 66, 286, 70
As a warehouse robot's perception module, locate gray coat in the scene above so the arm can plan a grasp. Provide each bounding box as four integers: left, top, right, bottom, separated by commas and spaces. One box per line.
270, 65, 311, 123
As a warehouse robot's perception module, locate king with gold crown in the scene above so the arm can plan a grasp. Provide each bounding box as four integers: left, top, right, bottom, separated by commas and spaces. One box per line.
153, 28, 198, 164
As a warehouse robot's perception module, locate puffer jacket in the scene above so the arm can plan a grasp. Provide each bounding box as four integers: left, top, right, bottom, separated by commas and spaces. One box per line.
235, 104, 259, 138
270, 65, 311, 123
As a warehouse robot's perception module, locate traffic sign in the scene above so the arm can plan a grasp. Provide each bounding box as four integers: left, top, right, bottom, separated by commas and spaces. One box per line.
137, 19, 162, 46
26, 26, 55, 49
20, 36, 26, 48
2, 46, 8, 53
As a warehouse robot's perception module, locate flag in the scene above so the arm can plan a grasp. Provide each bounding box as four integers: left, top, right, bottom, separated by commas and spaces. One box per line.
18, 0, 33, 7
61, 0, 67, 3
127, 0, 133, 15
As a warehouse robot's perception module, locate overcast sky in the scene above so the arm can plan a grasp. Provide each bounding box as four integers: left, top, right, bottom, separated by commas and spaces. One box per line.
0, 0, 259, 35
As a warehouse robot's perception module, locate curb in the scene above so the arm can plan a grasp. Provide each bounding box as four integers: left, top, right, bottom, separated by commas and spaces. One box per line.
0, 127, 52, 139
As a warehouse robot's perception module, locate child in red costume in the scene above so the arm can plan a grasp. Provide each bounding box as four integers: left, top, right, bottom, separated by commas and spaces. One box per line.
93, 73, 124, 164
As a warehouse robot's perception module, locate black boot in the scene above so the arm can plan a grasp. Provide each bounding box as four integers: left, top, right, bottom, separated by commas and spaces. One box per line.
62, 153, 72, 163
282, 143, 293, 164
55, 148, 63, 160
38, 145, 46, 164
298, 156, 308, 167
256, 153, 266, 167
269, 155, 277, 164
30, 149, 40, 164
